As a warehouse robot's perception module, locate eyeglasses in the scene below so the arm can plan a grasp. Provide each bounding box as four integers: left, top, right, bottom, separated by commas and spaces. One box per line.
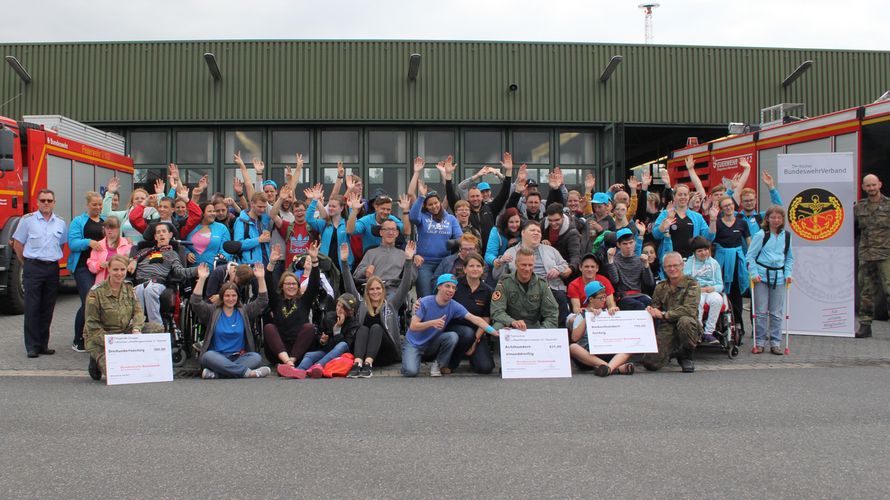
38, 199, 55, 203
283, 281, 300, 287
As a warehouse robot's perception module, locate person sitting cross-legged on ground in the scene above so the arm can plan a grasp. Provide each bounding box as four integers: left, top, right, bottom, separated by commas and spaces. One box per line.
401, 273, 498, 378
642, 252, 703, 373
190, 262, 271, 379
296, 291, 359, 379
684, 236, 724, 344
566, 281, 634, 377
263, 243, 321, 379
83, 255, 164, 381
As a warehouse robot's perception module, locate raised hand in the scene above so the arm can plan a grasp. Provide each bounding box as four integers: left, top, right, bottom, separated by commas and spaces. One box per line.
233, 176, 243, 196
761, 170, 775, 189
197, 175, 209, 192
548, 170, 560, 189
197, 263, 210, 280
709, 203, 720, 220
684, 154, 695, 171
730, 173, 742, 191
514, 177, 527, 194
418, 179, 428, 197
435, 161, 447, 180
398, 193, 411, 212
253, 262, 265, 279
739, 157, 751, 170
168, 163, 180, 181
346, 192, 363, 210
443, 155, 456, 175
176, 184, 190, 201
337, 160, 345, 179
307, 240, 320, 261
413, 156, 425, 173
641, 170, 652, 190
609, 183, 624, 193
233, 151, 245, 167
500, 152, 513, 173
295, 153, 304, 170
107, 176, 120, 193
635, 219, 646, 236
627, 176, 639, 192
270, 244, 282, 263
660, 167, 671, 188
404, 240, 417, 260
345, 173, 356, 192
585, 172, 596, 193
339, 242, 350, 262
154, 178, 165, 195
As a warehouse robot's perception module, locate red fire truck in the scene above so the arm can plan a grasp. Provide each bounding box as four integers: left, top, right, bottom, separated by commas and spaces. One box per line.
0, 115, 133, 314
666, 100, 890, 206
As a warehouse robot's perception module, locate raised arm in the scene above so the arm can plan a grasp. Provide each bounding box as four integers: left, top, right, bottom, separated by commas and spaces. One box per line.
233, 151, 256, 200
731, 157, 753, 205
390, 241, 418, 309
684, 155, 707, 201
408, 156, 424, 199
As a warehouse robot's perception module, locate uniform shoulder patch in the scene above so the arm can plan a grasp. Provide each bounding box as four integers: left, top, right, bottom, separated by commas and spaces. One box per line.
492, 290, 502, 301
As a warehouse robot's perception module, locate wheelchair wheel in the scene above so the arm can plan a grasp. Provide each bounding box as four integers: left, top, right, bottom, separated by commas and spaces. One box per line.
729, 345, 740, 358
171, 346, 186, 367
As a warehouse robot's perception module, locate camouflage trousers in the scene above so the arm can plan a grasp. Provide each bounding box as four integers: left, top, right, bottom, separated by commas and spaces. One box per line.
642, 316, 701, 371
858, 258, 890, 325
85, 323, 164, 375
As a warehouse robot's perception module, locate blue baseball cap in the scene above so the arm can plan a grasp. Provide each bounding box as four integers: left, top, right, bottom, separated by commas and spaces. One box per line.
477, 182, 491, 191
615, 227, 634, 241
436, 274, 459, 288
584, 281, 606, 301
592, 192, 611, 205
262, 179, 278, 189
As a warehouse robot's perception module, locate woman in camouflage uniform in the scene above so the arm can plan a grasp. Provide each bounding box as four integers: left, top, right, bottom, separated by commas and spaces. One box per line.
84, 255, 163, 381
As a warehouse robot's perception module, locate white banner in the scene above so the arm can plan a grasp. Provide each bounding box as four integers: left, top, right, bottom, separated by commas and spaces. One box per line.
777, 153, 855, 337
105, 333, 174, 385
498, 328, 571, 379
585, 310, 658, 354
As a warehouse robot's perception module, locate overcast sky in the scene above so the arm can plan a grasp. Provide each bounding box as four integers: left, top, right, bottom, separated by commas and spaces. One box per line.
4, 0, 887, 51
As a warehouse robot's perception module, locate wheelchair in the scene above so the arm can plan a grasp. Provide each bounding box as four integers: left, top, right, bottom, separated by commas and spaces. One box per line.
700, 293, 741, 359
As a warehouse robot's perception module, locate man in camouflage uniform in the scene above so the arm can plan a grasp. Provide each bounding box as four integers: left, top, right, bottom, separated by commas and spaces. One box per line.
855, 174, 890, 338
84, 279, 163, 380
490, 247, 559, 330
642, 252, 702, 373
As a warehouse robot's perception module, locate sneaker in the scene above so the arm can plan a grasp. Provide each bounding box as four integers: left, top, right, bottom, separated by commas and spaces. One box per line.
252, 366, 271, 378
701, 334, 719, 344
308, 364, 324, 379
277, 364, 307, 379
88, 358, 102, 381
429, 361, 442, 377
347, 364, 362, 378
359, 364, 373, 378
201, 368, 217, 379
71, 342, 86, 353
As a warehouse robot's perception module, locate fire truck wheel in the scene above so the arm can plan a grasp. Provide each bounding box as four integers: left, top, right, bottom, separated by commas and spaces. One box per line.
1, 257, 24, 315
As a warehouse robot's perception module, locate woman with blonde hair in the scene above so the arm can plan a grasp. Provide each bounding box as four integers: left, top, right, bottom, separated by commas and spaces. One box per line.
102, 176, 157, 243
341, 241, 417, 378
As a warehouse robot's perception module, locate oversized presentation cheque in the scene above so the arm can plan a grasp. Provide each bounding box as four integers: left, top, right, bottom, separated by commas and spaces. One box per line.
585, 310, 658, 355
498, 328, 571, 379
104, 333, 174, 386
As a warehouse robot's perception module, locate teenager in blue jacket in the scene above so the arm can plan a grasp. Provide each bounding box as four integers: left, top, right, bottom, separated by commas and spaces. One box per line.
410, 189, 462, 298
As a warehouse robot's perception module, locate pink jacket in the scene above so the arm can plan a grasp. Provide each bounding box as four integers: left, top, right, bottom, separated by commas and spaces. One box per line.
87, 237, 134, 284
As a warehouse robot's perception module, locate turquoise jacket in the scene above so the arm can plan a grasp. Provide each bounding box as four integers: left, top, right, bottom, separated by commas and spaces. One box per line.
186, 222, 231, 267
67, 212, 105, 272
307, 200, 353, 269
746, 229, 794, 287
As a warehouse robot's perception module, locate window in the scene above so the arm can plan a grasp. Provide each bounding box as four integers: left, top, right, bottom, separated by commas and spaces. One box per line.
787, 138, 831, 155
559, 132, 595, 165
417, 130, 454, 163
176, 131, 214, 164
757, 146, 782, 209
224, 130, 263, 164
464, 130, 501, 164
368, 131, 407, 164
46, 155, 72, 222
321, 130, 359, 164
130, 131, 168, 165
512, 131, 551, 164
835, 132, 858, 156
272, 130, 311, 164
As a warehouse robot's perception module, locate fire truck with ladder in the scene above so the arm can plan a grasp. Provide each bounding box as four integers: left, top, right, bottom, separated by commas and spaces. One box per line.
0, 115, 133, 314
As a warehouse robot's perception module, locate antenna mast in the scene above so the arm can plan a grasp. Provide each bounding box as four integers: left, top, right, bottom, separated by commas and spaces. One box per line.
638, 3, 660, 44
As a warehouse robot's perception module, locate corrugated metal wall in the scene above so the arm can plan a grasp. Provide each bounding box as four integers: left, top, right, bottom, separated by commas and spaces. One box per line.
0, 40, 886, 126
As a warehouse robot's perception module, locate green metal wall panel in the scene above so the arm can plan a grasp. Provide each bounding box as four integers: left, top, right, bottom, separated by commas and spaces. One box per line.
0, 40, 886, 126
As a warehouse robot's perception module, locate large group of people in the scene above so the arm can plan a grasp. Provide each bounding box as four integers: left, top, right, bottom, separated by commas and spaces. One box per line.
35, 150, 890, 382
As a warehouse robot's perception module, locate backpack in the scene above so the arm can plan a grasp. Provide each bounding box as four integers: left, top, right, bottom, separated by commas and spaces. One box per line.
754, 230, 791, 263
323, 353, 355, 378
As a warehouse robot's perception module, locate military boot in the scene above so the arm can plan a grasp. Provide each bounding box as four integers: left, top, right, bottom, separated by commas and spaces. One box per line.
855, 323, 873, 338
678, 348, 695, 373
88, 357, 102, 381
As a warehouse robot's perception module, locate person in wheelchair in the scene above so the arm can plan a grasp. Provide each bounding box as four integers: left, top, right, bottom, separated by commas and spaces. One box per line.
683, 236, 724, 344
190, 262, 271, 379
351, 218, 407, 295
130, 224, 198, 325
84, 255, 164, 381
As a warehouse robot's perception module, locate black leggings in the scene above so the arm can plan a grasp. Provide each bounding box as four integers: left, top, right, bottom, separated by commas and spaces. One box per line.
353, 324, 398, 366
728, 271, 745, 334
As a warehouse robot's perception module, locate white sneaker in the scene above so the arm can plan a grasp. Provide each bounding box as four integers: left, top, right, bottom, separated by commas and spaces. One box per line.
201, 368, 217, 379
249, 366, 271, 378
429, 361, 441, 377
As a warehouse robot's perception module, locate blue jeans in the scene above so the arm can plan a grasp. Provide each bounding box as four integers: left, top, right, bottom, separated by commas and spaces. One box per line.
401, 331, 458, 377
297, 341, 349, 370
201, 351, 263, 378
618, 294, 651, 311
73, 265, 97, 345
753, 281, 785, 347
415, 259, 439, 298
449, 323, 495, 374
